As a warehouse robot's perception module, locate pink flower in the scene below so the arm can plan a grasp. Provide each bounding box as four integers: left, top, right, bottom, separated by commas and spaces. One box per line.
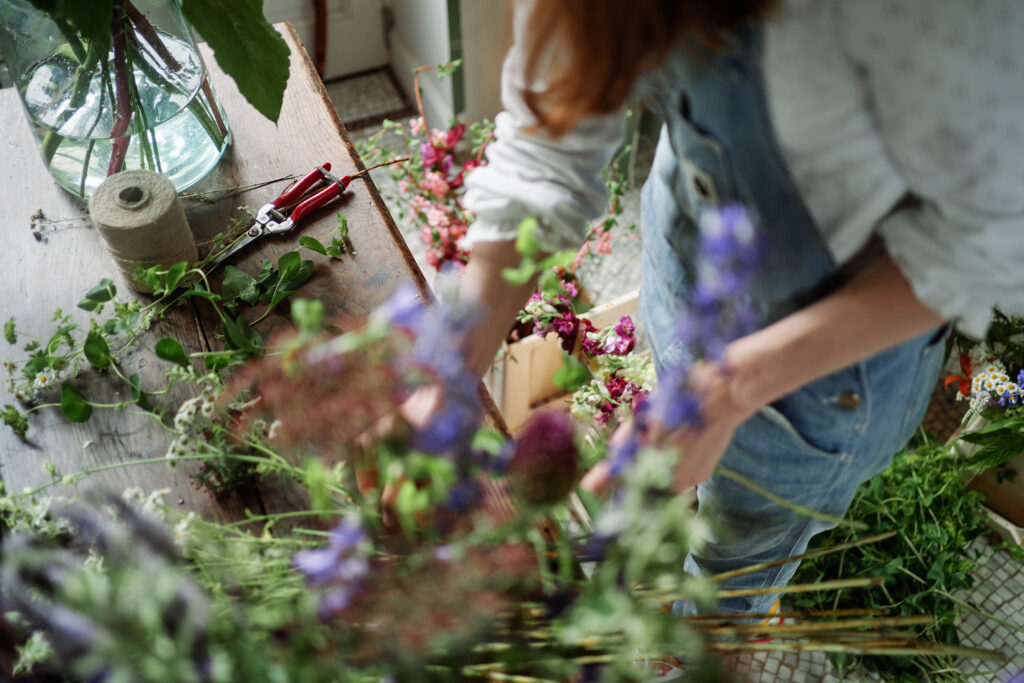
430, 128, 448, 147
446, 122, 466, 147
420, 171, 450, 199
397, 179, 410, 195
427, 206, 450, 228
408, 116, 425, 135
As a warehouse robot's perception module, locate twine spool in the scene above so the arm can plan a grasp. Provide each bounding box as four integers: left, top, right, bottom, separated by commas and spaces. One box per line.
88, 170, 197, 293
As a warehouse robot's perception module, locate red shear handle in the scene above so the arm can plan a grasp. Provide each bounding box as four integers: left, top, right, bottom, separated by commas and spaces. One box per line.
273, 162, 332, 208
288, 175, 351, 224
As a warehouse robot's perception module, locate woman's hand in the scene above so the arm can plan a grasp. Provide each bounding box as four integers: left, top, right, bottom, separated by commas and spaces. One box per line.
581, 252, 945, 496
579, 360, 758, 496
663, 360, 757, 492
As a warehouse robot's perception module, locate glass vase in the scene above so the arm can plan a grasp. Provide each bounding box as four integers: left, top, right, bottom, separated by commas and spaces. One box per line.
0, 0, 231, 200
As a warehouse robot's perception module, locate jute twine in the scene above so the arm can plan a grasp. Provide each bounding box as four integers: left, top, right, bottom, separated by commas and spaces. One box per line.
88, 170, 197, 293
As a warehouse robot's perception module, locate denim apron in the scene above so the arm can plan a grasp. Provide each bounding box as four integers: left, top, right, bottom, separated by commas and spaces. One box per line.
634, 26, 945, 614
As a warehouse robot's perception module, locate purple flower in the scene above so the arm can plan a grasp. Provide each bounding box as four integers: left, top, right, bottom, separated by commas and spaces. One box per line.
615, 316, 634, 338
377, 284, 426, 331
1017, 369, 1024, 387
381, 286, 483, 462
611, 204, 760, 478
293, 515, 368, 589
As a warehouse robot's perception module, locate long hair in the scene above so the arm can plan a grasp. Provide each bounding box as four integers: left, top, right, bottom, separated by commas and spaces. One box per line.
522, 0, 777, 136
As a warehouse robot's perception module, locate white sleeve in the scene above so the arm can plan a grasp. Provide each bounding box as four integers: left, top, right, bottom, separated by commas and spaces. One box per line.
837, 0, 1024, 338
462, 7, 626, 253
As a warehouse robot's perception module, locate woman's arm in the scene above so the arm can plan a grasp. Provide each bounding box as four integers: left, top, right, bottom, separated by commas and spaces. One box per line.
458, 240, 540, 378
668, 250, 944, 491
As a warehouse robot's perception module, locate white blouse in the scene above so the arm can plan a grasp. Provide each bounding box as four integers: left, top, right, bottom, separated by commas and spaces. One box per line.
463, 0, 1024, 338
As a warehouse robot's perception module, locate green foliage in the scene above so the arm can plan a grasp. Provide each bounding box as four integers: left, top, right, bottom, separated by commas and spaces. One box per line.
179, 0, 290, 122
1, 405, 29, 440
791, 438, 1008, 680
154, 337, 189, 369
299, 218, 349, 259
552, 352, 591, 392
436, 58, 462, 80
291, 298, 323, 337
76, 278, 116, 313
82, 329, 111, 369
221, 265, 260, 306
4, 317, 16, 344
959, 412, 1024, 471
59, 382, 92, 422
26, 0, 114, 55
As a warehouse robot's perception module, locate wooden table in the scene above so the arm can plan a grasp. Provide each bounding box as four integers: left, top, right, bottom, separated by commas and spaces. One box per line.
0, 24, 508, 525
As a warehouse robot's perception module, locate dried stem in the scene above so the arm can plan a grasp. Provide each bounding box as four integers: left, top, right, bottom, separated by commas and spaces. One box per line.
711, 530, 898, 582
683, 607, 889, 621
701, 614, 933, 638
706, 639, 1007, 662
714, 464, 869, 530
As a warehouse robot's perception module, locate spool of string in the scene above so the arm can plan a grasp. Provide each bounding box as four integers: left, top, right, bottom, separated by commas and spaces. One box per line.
88, 170, 197, 293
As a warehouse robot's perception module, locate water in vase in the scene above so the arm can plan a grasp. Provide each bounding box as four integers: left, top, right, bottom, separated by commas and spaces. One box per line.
19, 31, 230, 199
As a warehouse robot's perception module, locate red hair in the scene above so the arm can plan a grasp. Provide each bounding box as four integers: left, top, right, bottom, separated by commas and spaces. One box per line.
522, 0, 777, 136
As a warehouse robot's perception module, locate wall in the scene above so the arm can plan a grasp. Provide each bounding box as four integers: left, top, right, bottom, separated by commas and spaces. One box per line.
264, 0, 388, 80
385, 0, 454, 127
458, 0, 511, 122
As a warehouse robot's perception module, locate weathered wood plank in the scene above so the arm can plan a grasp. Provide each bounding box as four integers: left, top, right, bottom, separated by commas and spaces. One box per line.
0, 23, 510, 529
0, 79, 259, 523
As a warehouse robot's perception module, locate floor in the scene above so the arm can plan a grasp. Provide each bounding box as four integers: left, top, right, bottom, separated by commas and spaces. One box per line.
326, 70, 1024, 683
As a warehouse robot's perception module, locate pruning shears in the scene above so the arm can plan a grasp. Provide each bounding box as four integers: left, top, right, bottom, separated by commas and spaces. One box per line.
212, 162, 352, 266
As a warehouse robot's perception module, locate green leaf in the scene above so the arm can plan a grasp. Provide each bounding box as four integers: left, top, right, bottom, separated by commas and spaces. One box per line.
77, 278, 116, 311
4, 317, 15, 344
276, 251, 302, 280
962, 429, 1024, 471
298, 235, 328, 256
303, 458, 331, 513
221, 265, 259, 305
182, 286, 222, 303
60, 383, 92, 423
256, 258, 277, 287
181, 0, 290, 122
127, 373, 149, 410
436, 58, 463, 80
222, 315, 263, 355
164, 261, 188, 292
270, 259, 314, 307
514, 216, 541, 259
336, 214, 349, 240
501, 257, 536, 287
83, 330, 111, 369
205, 353, 234, 371
291, 299, 323, 335
552, 353, 591, 392
155, 337, 189, 369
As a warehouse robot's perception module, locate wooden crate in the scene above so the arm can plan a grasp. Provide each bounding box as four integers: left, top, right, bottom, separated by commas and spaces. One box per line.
950, 413, 1024, 547
487, 290, 639, 434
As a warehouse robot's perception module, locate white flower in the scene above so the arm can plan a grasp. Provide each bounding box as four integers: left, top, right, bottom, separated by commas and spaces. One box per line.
174, 512, 197, 554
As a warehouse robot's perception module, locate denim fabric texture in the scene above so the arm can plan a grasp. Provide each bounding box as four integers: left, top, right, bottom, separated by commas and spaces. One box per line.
634, 26, 945, 615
